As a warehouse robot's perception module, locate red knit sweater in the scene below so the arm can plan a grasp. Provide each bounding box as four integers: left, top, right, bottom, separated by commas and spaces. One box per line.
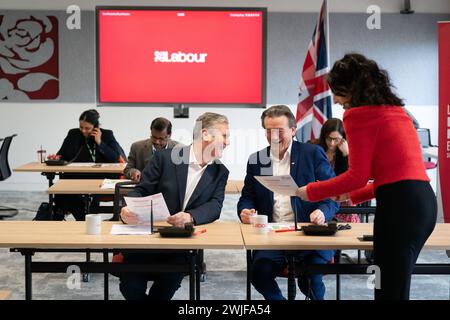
307, 106, 430, 204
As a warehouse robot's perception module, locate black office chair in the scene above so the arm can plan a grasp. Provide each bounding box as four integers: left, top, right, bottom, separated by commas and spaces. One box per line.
113, 181, 137, 221
417, 128, 437, 169
0, 134, 18, 219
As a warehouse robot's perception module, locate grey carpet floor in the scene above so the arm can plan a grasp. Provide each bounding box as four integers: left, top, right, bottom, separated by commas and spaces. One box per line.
0, 192, 449, 300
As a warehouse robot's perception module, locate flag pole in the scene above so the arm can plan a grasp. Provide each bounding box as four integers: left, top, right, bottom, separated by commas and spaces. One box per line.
325, 0, 332, 118
325, 0, 330, 70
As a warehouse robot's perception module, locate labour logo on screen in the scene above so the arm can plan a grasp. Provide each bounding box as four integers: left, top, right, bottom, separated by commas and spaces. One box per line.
154, 51, 208, 63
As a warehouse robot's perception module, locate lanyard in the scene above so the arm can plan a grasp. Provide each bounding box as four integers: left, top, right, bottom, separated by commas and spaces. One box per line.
86, 142, 96, 162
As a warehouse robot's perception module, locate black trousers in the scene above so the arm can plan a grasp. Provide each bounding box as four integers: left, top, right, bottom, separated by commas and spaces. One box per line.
119, 252, 188, 300
54, 195, 101, 221
374, 180, 437, 300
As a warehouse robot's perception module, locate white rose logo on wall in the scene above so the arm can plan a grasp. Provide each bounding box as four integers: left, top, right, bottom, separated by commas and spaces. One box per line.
0, 15, 59, 100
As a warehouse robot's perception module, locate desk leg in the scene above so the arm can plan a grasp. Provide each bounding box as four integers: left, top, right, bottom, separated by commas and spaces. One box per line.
83, 251, 91, 282
103, 251, 109, 300
83, 195, 91, 216
24, 253, 33, 300
246, 250, 252, 300
336, 251, 341, 300
189, 250, 195, 300
287, 254, 296, 301
43, 172, 56, 188
44, 173, 56, 215
196, 250, 201, 300
82, 196, 92, 283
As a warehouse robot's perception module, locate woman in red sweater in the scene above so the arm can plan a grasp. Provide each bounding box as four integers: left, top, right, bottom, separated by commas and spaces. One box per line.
296, 53, 437, 300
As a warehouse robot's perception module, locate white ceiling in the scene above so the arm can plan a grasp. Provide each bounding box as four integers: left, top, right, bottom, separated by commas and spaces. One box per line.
1, 0, 450, 13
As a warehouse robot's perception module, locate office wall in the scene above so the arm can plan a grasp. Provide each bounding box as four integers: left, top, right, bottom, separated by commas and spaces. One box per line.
1, 10, 447, 190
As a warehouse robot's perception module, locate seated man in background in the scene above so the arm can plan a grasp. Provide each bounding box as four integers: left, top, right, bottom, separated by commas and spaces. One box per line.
124, 117, 180, 182
120, 112, 230, 300
237, 105, 339, 300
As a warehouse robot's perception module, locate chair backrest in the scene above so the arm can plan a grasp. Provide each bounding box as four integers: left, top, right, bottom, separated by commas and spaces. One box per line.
113, 181, 137, 220
416, 128, 432, 148
0, 134, 17, 181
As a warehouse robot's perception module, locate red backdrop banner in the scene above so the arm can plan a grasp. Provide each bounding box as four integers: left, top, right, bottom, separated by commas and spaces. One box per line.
438, 22, 450, 223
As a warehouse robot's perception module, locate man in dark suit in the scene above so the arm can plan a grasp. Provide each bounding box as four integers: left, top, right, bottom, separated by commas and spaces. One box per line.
124, 117, 181, 182
120, 112, 230, 300
237, 105, 339, 300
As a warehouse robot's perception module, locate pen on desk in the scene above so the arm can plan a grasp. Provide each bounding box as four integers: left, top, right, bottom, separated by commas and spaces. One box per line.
194, 228, 207, 235
275, 228, 296, 233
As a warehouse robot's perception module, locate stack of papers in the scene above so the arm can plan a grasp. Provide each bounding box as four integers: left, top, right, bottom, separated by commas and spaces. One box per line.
268, 223, 296, 231
100, 179, 133, 189
124, 193, 171, 224
110, 224, 152, 235
101, 163, 125, 167
67, 162, 96, 167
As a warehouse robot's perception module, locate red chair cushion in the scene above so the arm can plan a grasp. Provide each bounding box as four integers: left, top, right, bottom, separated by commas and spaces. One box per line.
424, 161, 437, 170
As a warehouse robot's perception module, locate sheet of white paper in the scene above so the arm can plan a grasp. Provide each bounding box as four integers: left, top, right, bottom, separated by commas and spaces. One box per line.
110, 224, 152, 235
124, 193, 171, 224
254, 175, 298, 196
100, 179, 133, 189
268, 223, 296, 231
67, 162, 97, 167
101, 163, 124, 167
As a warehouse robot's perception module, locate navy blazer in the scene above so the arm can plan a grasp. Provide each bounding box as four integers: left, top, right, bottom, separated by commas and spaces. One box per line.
237, 141, 339, 260
57, 128, 125, 163
130, 146, 229, 225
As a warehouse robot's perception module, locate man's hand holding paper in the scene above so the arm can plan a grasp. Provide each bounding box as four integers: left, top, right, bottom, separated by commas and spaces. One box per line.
122, 193, 170, 225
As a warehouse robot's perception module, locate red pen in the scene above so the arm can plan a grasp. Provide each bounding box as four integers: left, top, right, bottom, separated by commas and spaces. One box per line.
194, 228, 207, 235
275, 229, 296, 233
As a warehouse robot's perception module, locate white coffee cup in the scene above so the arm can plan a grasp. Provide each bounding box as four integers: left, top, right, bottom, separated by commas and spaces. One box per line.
86, 214, 102, 235
252, 215, 269, 234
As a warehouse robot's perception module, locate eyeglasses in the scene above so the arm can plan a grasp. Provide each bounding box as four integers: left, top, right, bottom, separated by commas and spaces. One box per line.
326, 136, 342, 143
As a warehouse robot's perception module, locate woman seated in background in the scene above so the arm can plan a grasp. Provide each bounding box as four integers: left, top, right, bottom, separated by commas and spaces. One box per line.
51, 109, 124, 163
311, 118, 360, 223
49, 109, 125, 220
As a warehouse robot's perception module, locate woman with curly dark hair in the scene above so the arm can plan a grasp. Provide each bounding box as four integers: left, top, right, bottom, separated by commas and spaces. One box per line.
296, 53, 437, 300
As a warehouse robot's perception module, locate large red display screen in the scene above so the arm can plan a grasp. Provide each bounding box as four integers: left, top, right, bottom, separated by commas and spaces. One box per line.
97, 7, 266, 105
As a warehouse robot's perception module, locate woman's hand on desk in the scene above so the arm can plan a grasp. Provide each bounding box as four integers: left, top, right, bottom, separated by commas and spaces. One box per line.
120, 207, 139, 225
47, 154, 61, 160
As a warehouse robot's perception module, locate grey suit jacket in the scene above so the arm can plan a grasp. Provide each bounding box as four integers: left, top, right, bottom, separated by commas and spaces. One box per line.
124, 138, 180, 179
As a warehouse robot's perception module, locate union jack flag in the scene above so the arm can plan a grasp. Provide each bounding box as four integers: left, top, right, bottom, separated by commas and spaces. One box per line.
296, 0, 332, 141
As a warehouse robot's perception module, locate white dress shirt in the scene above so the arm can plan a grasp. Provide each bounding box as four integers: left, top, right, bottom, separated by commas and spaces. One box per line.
182, 146, 210, 211
271, 141, 295, 222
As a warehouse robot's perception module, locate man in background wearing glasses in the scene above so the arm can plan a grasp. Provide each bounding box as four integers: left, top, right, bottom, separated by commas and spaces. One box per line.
124, 117, 181, 182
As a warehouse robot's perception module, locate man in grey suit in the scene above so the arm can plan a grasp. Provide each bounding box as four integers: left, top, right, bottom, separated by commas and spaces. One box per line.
124, 117, 180, 182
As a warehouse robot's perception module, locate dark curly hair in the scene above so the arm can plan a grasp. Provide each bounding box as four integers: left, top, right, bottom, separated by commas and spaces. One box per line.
327, 53, 404, 107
